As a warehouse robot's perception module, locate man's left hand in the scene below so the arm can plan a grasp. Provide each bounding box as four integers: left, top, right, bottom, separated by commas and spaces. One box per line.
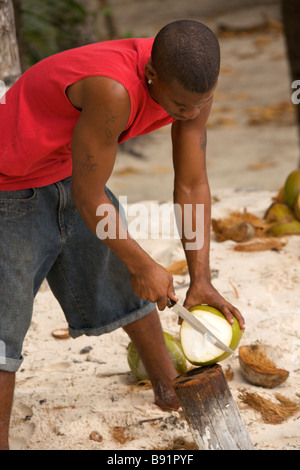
180, 279, 245, 330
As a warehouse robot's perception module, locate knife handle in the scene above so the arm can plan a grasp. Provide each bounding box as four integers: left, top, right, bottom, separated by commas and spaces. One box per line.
167, 297, 176, 308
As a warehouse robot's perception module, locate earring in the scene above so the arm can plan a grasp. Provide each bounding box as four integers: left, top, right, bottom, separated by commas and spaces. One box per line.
148, 79, 153, 85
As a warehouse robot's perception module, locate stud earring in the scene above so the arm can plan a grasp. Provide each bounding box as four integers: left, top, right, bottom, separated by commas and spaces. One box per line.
148, 79, 153, 85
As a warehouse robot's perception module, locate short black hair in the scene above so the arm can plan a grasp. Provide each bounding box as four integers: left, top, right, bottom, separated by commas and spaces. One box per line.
151, 20, 220, 94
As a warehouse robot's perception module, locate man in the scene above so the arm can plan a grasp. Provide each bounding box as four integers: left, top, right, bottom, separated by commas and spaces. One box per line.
0, 20, 245, 449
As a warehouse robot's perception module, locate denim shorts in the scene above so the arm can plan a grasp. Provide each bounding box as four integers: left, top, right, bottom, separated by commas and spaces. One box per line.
0, 177, 155, 372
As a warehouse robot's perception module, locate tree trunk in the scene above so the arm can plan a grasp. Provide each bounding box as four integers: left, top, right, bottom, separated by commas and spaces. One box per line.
281, 0, 300, 167
172, 365, 254, 450
0, 0, 21, 85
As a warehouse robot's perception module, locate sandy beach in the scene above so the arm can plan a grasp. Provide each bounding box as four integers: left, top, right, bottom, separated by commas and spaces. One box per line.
8, 1, 300, 450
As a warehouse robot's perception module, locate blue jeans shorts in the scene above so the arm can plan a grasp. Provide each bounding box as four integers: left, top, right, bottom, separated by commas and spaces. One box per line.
0, 177, 155, 372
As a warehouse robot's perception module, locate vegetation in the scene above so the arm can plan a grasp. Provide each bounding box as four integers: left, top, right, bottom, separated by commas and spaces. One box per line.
19, 0, 86, 68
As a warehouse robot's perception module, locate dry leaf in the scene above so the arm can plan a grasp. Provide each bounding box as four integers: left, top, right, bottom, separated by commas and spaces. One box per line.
153, 166, 170, 174
89, 431, 103, 443
246, 101, 295, 126
234, 238, 286, 252
166, 259, 188, 275
111, 426, 134, 444
220, 66, 237, 76
248, 161, 276, 170
114, 166, 142, 176
253, 36, 274, 48
217, 15, 282, 38
207, 117, 237, 129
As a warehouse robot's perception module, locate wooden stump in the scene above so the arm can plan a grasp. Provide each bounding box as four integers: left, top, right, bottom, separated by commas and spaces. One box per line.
172, 364, 254, 450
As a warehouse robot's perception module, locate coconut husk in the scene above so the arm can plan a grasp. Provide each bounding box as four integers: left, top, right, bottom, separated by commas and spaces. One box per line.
239, 343, 289, 388
238, 389, 299, 424
234, 238, 286, 252
212, 209, 270, 242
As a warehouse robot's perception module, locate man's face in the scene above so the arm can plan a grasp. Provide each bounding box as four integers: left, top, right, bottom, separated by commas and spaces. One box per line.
148, 77, 217, 121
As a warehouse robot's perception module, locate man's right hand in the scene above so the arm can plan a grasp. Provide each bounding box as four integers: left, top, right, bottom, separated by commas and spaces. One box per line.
129, 261, 178, 311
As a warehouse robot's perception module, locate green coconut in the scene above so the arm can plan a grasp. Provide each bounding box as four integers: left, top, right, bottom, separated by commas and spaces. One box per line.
269, 219, 300, 236
180, 305, 243, 367
127, 331, 187, 380
264, 202, 294, 224
283, 169, 300, 209
294, 194, 300, 221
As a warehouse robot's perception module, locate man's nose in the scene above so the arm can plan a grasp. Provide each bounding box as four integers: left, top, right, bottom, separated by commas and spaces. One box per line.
184, 107, 201, 120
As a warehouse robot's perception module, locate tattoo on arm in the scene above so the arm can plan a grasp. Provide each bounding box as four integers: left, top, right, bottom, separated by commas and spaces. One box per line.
104, 106, 118, 139
200, 129, 207, 151
200, 129, 207, 170
74, 153, 98, 175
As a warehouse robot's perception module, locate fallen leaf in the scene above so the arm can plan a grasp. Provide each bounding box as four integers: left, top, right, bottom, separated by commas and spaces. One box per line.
89, 431, 103, 443
114, 167, 142, 176
248, 161, 277, 170
166, 259, 188, 275
234, 238, 286, 252
246, 101, 295, 126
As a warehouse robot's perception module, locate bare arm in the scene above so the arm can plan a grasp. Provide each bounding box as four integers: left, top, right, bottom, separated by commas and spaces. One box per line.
172, 101, 245, 329
70, 77, 177, 309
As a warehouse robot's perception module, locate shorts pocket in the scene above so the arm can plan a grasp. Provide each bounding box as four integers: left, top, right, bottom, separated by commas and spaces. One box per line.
0, 188, 38, 220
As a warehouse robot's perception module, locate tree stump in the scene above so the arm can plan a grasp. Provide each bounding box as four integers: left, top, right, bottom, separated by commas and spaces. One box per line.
172, 364, 254, 450
0, 0, 22, 84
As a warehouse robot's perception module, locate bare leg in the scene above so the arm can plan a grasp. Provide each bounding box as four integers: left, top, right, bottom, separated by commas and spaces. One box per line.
123, 308, 180, 412
0, 371, 15, 450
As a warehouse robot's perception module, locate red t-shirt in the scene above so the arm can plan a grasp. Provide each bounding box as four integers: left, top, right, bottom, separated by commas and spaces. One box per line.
0, 38, 175, 190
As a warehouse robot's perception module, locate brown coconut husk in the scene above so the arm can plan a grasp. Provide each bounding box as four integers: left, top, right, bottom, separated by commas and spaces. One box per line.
239, 343, 289, 388
238, 389, 299, 424
212, 209, 270, 242
234, 238, 286, 252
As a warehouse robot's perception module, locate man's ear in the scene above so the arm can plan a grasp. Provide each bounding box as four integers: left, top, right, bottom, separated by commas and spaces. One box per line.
145, 60, 157, 83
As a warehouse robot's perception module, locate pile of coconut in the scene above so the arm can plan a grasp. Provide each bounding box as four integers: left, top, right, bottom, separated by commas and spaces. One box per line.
211, 168, 300, 251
